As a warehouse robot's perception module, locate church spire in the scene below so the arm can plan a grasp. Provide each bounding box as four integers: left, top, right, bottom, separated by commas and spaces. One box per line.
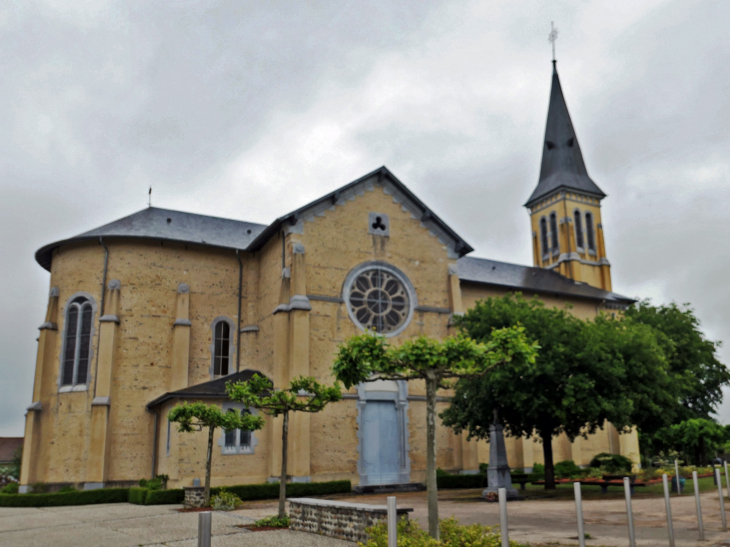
524, 63, 605, 208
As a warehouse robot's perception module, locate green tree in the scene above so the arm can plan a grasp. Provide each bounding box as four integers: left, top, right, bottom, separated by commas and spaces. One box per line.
655, 418, 727, 465
624, 300, 729, 454
226, 374, 341, 518
441, 294, 668, 489
332, 330, 537, 539
168, 402, 264, 506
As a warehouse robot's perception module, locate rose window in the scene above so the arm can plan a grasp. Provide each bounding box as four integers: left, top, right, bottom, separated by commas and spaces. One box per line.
348, 268, 411, 334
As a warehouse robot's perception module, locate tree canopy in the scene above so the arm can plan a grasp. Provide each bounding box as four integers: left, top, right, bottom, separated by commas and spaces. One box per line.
441, 294, 669, 488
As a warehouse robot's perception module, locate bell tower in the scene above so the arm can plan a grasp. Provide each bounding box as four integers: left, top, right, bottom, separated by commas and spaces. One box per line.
525, 61, 612, 291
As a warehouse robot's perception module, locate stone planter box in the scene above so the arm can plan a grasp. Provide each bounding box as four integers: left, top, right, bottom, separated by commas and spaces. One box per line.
183, 486, 207, 507
289, 497, 412, 543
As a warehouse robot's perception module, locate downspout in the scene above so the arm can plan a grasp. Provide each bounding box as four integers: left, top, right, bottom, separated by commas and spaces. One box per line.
146, 405, 159, 479
92, 237, 109, 397
236, 250, 243, 373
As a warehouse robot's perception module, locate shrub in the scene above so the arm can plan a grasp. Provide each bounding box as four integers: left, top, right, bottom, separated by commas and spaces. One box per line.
0, 488, 129, 507
128, 487, 148, 505
589, 453, 633, 473
145, 488, 184, 505
532, 463, 545, 475
554, 460, 581, 478
212, 479, 350, 501
30, 483, 49, 493
254, 515, 290, 528
211, 489, 242, 511
58, 486, 77, 493
0, 483, 19, 494
479, 463, 489, 474
436, 468, 451, 478
362, 517, 520, 546
437, 474, 485, 489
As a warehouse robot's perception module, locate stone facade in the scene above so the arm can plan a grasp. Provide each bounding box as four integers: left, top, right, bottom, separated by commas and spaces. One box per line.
289, 497, 411, 543
19, 168, 640, 493
184, 486, 206, 508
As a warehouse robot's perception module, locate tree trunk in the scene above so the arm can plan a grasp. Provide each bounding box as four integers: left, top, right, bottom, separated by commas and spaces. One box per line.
425, 373, 439, 539
542, 433, 555, 490
279, 411, 289, 519
205, 426, 214, 506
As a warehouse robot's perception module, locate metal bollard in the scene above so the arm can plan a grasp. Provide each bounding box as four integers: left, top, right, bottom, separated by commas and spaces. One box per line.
498, 488, 509, 547
662, 474, 675, 547
675, 460, 681, 495
198, 511, 212, 547
725, 461, 730, 498
693, 470, 705, 540
716, 469, 728, 531
623, 477, 636, 547
573, 482, 586, 547
387, 496, 397, 547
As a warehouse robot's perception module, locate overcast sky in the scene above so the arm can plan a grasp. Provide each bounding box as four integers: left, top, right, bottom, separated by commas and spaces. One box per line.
1, 1, 729, 437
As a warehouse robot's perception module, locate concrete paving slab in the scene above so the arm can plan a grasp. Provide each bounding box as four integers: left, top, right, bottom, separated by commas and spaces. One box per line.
0, 511, 73, 533
0, 521, 137, 547
147, 529, 356, 547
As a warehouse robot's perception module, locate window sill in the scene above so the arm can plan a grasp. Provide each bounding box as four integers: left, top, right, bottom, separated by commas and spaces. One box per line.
59, 385, 88, 393
221, 448, 255, 456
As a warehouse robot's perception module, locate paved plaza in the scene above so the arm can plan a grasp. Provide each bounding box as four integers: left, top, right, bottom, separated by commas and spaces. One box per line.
2, 488, 730, 546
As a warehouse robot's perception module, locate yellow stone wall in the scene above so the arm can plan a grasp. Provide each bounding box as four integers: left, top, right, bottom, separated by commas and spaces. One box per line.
22, 181, 638, 489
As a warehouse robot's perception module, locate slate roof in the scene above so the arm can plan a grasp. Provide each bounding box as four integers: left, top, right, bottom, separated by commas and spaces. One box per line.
456, 256, 634, 305
525, 63, 606, 208
146, 369, 268, 409
0, 437, 22, 464
35, 166, 472, 271
35, 207, 267, 271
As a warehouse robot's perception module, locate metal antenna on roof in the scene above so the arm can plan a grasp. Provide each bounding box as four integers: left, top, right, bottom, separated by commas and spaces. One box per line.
548, 21, 559, 63
148, 186, 152, 208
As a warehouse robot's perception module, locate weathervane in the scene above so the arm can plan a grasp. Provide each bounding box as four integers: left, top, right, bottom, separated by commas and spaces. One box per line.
548, 21, 558, 62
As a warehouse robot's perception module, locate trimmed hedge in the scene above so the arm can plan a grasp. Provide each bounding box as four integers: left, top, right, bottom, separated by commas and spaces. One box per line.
437, 474, 485, 489
146, 488, 184, 505
0, 488, 129, 507
210, 479, 351, 501
128, 487, 148, 505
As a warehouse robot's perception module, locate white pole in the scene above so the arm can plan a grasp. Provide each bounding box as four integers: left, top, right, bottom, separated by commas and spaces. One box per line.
499, 488, 509, 547
198, 511, 212, 547
675, 459, 681, 495
725, 461, 730, 502
662, 474, 675, 547
574, 482, 586, 547
624, 477, 636, 547
716, 468, 727, 531
693, 470, 704, 540
387, 496, 397, 547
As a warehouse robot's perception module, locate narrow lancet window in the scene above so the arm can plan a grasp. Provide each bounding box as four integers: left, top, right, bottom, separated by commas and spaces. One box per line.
585, 212, 596, 252
213, 320, 231, 376
61, 296, 94, 388
549, 212, 559, 252
574, 210, 584, 249
540, 217, 549, 258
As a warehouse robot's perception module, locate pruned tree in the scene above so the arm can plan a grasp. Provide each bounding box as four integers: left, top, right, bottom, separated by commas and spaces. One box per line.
332, 330, 537, 539
168, 401, 264, 506
226, 374, 342, 518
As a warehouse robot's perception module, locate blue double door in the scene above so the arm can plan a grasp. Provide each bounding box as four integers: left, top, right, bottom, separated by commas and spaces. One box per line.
361, 400, 403, 485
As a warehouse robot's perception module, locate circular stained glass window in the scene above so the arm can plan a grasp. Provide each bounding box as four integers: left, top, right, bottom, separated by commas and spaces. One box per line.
344, 264, 414, 336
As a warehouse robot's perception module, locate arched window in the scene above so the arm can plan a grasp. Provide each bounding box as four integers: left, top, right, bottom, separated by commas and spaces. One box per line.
549, 212, 559, 252
222, 406, 256, 454
540, 217, 549, 258
585, 212, 596, 252
61, 296, 94, 388
574, 210, 584, 249
212, 319, 233, 377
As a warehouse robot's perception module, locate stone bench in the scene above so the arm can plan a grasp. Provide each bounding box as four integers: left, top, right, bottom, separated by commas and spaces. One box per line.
289, 497, 413, 543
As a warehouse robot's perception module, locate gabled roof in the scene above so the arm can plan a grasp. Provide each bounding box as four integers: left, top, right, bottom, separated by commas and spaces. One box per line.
525, 63, 606, 208
35, 207, 267, 271
246, 166, 473, 257
35, 166, 472, 271
146, 369, 268, 409
456, 256, 634, 306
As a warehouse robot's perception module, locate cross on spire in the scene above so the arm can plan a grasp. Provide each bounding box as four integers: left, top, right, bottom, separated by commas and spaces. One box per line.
548, 21, 558, 62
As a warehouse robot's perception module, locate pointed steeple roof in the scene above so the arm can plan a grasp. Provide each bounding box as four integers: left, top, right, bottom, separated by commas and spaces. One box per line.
525, 62, 605, 208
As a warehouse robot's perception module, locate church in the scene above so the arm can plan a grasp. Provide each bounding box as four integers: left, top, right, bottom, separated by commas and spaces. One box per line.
19, 62, 639, 492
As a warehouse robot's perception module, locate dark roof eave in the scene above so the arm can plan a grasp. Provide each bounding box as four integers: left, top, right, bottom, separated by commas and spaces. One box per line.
146, 392, 230, 410
459, 277, 636, 305
524, 185, 607, 209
